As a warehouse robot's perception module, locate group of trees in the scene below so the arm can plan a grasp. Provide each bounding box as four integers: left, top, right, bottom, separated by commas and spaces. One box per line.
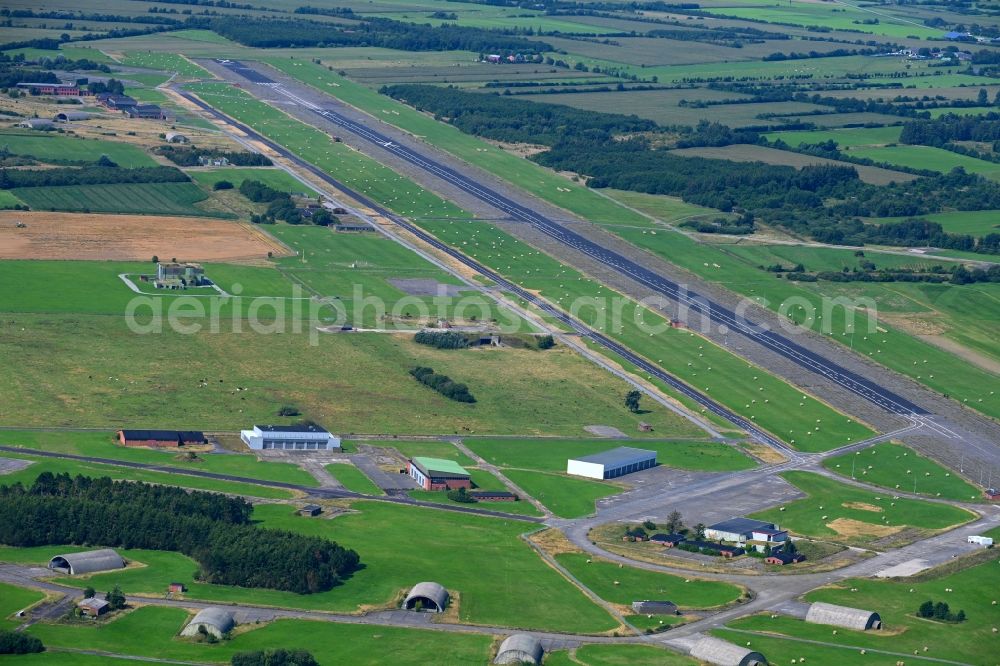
414, 330, 470, 349
0, 474, 360, 594
409, 366, 476, 403
238, 179, 335, 225
206, 16, 549, 53
0, 631, 43, 655
0, 164, 189, 189
917, 600, 966, 623
446, 487, 477, 503
381, 83, 655, 146
232, 650, 318, 666
156, 145, 272, 167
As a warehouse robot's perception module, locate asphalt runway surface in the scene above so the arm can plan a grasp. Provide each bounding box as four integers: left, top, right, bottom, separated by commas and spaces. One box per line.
213, 59, 926, 422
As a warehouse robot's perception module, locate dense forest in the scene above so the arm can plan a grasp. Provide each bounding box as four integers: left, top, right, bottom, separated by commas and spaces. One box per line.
156, 145, 272, 167
206, 16, 549, 52
0, 165, 189, 189
0, 474, 360, 594
900, 114, 1000, 145
382, 84, 655, 145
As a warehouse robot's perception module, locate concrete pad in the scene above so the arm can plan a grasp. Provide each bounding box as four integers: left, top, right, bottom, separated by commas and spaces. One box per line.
0, 458, 32, 475
584, 425, 628, 438
876, 558, 931, 578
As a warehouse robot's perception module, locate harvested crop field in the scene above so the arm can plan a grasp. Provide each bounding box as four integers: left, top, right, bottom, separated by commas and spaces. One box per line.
0, 211, 288, 261
670, 144, 918, 186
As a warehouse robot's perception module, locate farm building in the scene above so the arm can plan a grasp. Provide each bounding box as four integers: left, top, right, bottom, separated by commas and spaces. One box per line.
77, 597, 109, 617
765, 551, 805, 565
566, 446, 656, 480
156, 262, 206, 288
117, 429, 206, 447
631, 600, 677, 615
805, 602, 882, 631
298, 504, 322, 517
650, 533, 685, 547
469, 490, 517, 502
97, 93, 137, 109
494, 634, 543, 665
168, 583, 186, 594
123, 104, 164, 120
53, 111, 93, 122
240, 424, 341, 451
689, 636, 767, 666
16, 118, 54, 130
16, 82, 79, 96
181, 607, 235, 639
49, 549, 125, 575
403, 582, 449, 612
705, 518, 786, 547
682, 540, 745, 558
165, 132, 188, 143
969, 535, 994, 546
408, 457, 471, 491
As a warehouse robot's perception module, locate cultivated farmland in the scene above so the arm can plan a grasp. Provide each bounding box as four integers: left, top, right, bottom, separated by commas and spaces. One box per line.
10, 182, 227, 217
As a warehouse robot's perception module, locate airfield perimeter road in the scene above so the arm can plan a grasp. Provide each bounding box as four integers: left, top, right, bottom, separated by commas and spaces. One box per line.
190, 59, 1000, 476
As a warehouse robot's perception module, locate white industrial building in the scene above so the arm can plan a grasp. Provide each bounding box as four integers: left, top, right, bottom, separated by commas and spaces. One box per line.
240, 424, 341, 451
566, 446, 656, 480
705, 518, 787, 546
968, 535, 994, 546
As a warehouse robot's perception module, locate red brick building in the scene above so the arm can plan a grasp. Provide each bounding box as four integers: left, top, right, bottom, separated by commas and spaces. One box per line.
408, 457, 471, 491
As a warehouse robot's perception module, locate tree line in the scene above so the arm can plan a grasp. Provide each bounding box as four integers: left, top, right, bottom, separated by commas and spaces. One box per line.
414, 330, 471, 349
0, 164, 189, 189
381, 84, 655, 146
410, 366, 476, 403
204, 16, 550, 53
156, 145, 272, 167
0, 473, 361, 594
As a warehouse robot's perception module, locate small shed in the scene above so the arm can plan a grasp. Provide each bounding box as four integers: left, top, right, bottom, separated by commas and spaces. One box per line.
77, 597, 109, 617
165, 132, 188, 144
805, 602, 881, 631
468, 490, 517, 502
765, 551, 805, 565
631, 600, 678, 615
298, 504, 322, 517
403, 582, 449, 612
650, 533, 685, 547
49, 549, 125, 575
181, 607, 235, 639
638, 422, 653, 432
494, 634, 543, 665
168, 582, 186, 594
689, 636, 767, 666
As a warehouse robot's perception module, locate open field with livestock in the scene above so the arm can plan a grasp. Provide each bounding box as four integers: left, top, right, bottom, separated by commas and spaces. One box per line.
0, 130, 157, 167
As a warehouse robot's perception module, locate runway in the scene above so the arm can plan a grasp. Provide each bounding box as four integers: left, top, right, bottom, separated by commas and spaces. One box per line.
212, 60, 927, 425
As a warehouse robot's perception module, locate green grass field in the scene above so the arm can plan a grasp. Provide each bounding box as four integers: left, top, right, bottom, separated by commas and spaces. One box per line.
501, 468, 619, 518
556, 553, 742, 609
0, 131, 157, 167
701, 2, 939, 39
720, 552, 1000, 666
187, 167, 318, 196
848, 144, 1000, 180
0, 190, 22, 208
548, 644, 697, 665
823, 442, 982, 501
463, 438, 754, 473
594, 219, 1000, 421
10, 501, 620, 632
750, 471, 975, 546
325, 462, 383, 495
0, 429, 318, 487
765, 126, 903, 148
11, 182, 226, 216
0, 582, 44, 630
0, 451, 293, 499
867, 209, 1000, 236
120, 51, 209, 78
25, 605, 494, 665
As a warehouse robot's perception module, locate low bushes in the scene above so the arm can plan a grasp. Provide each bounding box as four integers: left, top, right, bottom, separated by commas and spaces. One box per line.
410, 366, 475, 403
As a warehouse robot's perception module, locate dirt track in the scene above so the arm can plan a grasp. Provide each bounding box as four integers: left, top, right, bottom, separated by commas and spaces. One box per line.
0, 211, 288, 262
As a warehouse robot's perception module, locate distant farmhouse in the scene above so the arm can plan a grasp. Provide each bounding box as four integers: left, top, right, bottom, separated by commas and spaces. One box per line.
408, 457, 471, 491
566, 446, 656, 480
155, 262, 206, 289
118, 429, 206, 448
240, 424, 341, 451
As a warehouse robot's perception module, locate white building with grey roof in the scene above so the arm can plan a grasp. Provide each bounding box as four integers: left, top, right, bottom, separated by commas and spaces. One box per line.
566, 446, 656, 480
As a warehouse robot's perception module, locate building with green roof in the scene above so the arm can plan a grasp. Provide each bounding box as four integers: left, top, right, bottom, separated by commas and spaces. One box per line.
408, 456, 471, 491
